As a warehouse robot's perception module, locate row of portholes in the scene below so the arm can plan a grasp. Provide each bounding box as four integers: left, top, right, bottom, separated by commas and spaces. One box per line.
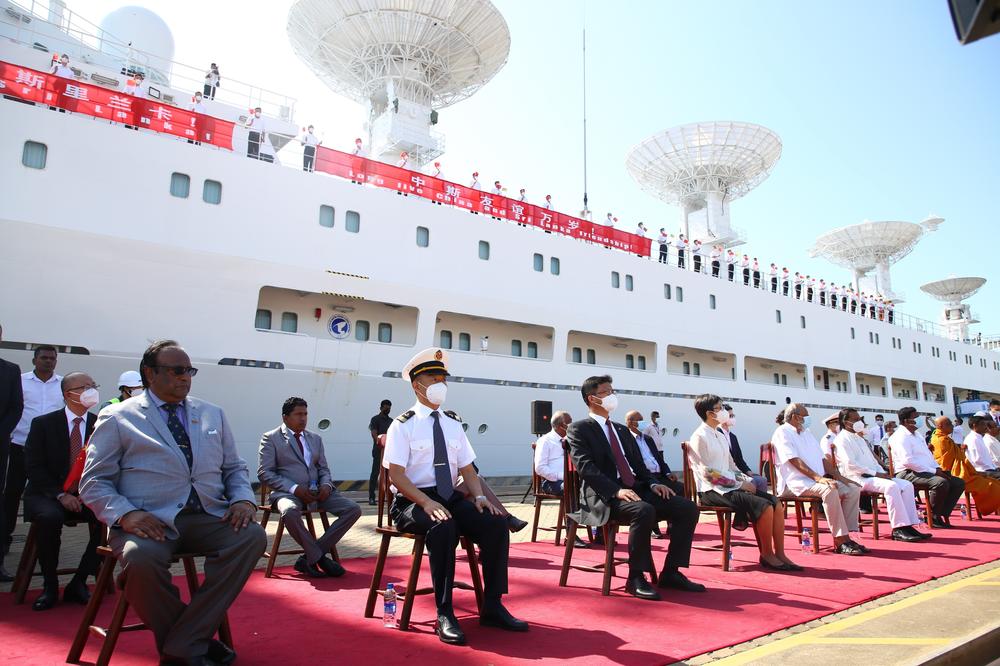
313, 418, 489, 435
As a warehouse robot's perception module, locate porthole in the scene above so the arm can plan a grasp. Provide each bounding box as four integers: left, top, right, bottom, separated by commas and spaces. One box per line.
462, 423, 469, 432
672, 428, 679, 437
317, 419, 331, 431
478, 424, 488, 434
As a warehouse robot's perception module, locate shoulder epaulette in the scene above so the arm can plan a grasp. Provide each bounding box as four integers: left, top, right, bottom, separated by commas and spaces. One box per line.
396, 410, 415, 423
443, 410, 463, 423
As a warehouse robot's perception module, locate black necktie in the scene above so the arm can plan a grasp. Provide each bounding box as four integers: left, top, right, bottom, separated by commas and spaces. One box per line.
163, 403, 203, 512
430, 412, 454, 500
606, 421, 635, 487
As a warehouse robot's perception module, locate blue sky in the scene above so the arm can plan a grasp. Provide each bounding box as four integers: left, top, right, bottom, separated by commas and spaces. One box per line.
82, 1, 999, 333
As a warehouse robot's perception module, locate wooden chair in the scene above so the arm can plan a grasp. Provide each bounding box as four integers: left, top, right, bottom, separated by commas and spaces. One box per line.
530, 442, 566, 545
761, 443, 821, 553
258, 483, 339, 578
828, 441, 882, 540
67, 546, 233, 666
363, 464, 483, 630
886, 445, 934, 529
558, 445, 653, 595
12, 519, 110, 604
680, 441, 737, 571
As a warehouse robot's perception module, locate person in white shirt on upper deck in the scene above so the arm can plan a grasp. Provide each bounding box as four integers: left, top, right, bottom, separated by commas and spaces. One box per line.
396, 151, 410, 168
889, 406, 965, 527
430, 162, 443, 179
50, 54, 75, 79
675, 234, 688, 269
710, 246, 723, 278
964, 415, 1000, 479
470, 172, 481, 190
543, 194, 552, 209
657, 229, 670, 264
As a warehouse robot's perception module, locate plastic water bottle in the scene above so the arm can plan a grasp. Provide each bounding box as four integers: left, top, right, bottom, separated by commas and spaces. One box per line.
383, 583, 397, 628
960, 503, 968, 520
801, 528, 812, 554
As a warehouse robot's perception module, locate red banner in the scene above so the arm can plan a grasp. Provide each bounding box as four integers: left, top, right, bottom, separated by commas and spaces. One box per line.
314, 147, 652, 255
0, 61, 234, 149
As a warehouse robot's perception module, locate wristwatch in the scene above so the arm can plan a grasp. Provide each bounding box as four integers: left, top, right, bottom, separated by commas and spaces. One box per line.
475, 495, 487, 501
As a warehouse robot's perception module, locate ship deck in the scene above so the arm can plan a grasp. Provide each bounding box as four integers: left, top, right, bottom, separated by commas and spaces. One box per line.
2, 489, 998, 665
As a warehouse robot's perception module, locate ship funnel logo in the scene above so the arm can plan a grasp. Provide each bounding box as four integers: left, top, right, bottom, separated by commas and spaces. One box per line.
327, 315, 352, 339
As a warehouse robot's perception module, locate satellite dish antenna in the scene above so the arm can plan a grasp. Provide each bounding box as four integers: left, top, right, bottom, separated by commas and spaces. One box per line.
920, 276, 986, 342
625, 121, 782, 247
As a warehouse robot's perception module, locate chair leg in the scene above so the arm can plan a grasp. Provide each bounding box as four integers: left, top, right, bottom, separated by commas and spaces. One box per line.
12, 523, 38, 604
811, 504, 820, 553
721, 514, 732, 572
97, 591, 131, 666
67, 553, 116, 663
871, 496, 880, 540
559, 521, 578, 587
265, 519, 285, 578
260, 506, 272, 531
399, 538, 425, 631
364, 533, 392, 619
923, 492, 933, 529
555, 496, 566, 547
531, 496, 542, 543
794, 503, 804, 541
462, 537, 484, 614
966, 492, 975, 521
601, 525, 615, 596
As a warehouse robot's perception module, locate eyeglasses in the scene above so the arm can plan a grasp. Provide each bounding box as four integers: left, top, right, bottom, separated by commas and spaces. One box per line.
66, 384, 99, 392
151, 365, 199, 377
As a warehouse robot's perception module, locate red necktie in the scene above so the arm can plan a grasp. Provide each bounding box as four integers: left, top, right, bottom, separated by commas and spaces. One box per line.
606, 421, 635, 487
294, 432, 306, 463
68, 417, 83, 493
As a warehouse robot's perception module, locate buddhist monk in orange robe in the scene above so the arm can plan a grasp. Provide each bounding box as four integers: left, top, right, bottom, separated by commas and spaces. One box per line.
930, 416, 1000, 516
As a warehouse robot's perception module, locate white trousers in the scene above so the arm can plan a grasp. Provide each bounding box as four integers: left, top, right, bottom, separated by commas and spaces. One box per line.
860, 476, 920, 528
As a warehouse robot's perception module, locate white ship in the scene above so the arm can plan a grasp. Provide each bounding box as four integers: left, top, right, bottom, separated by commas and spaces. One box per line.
1, 0, 998, 481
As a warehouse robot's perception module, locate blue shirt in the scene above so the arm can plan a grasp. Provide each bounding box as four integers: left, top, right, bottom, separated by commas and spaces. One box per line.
148, 390, 188, 436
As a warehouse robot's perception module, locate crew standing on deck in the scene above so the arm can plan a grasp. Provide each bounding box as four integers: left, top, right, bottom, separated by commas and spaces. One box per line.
245, 107, 265, 160
203, 63, 220, 99
658, 229, 670, 264
299, 125, 321, 172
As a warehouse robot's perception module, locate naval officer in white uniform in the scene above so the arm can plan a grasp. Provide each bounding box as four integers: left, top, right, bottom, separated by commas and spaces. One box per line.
384, 348, 528, 645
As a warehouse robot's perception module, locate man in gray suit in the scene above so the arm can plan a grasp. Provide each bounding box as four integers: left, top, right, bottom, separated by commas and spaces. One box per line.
258, 397, 361, 577
81, 340, 265, 666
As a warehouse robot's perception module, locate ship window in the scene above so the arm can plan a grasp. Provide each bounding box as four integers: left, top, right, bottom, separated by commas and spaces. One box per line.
440, 330, 453, 349
638, 355, 646, 370
773, 372, 780, 385
586, 349, 596, 365
775, 310, 782, 324
280, 312, 298, 333
709, 295, 717, 310
169, 172, 190, 198
202, 179, 222, 204
625, 275, 634, 291
664, 284, 672, 300
479, 241, 490, 260
459, 333, 471, 351
346, 210, 361, 232
571, 347, 582, 363
869, 332, 874, 343
611, 271, 620, 288
533, 253, 544, 272
550, 257, 560, 275
626, 354, 635, 369
800, 316, 806, 329
781, 374, 788, 386
22, 141, 47, 169
875, 333, 880, 344
377, 323, 392, 343
676, 287, 684, 302
416, 226, 429, 247
851, 327, 855, 339
355, 320, 370, 341
683, 362, 691, 375
319, 205, 335, 228
254, 309, 272, 330
511, 340, 522, 357
527, 341, 538, 358
693, 363, 701, 376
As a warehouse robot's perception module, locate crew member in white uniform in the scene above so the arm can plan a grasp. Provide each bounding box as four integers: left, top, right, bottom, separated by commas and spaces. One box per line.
430, 162, 443, 179
492, 180, 503, 195
299, 125, 321, 172
384, 349, 527, 645
710, 246, 723, 277
50, 54, 75, 78
396, 151, 409, 168
470, 172, 481, 190
833, 409, 930, 541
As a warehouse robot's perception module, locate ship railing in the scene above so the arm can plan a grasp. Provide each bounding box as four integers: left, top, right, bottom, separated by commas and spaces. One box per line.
3, 0, 297, 121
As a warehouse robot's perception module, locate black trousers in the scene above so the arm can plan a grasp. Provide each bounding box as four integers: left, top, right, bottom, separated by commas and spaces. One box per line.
806, 288, 814, 302
303, 145, 315, 172
203, 84, 216, 100
819, 292, 827, 306
3, 445, 26, 542
391, 489, 509, 614
753, 271, 761, 288
677, 250, 685, 268
24, 495, 101, 584
742, 268, 750, 285
247, 131, 261, 159
658, 244, 668, 263
368, 444, 382, 502
783, 280, 790, 296
770, 277, 778, 292
609, 490, 697, 578
896, 470, 965, 518
711, 260, 720, 277
693, 255, 702, 272
727, 264, 735, 281
795, 284, 802, 299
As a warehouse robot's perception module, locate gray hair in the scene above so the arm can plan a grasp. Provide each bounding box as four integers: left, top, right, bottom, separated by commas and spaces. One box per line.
551, 411, 572, 428
783, 403, 804, 422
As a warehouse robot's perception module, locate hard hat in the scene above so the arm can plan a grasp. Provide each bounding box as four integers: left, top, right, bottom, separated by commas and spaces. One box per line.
118, 370, 142, 387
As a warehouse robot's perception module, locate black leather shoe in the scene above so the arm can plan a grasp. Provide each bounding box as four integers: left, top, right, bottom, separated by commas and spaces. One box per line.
835, 542, 865, 555
0, 564, 13, 583
63, 579, 91, 604
657, 570, 707, 592
906, 526, 932, 540
317, 556, 345, 577
206, 638, 237, 666
294, 555, 326, 578
480, 603, 529, 631
368, 498, 376, 506
572, 536, 589, 549
625, 574, 661, 600
507, 515, 529, 533
32, 586, 59, 611
651, 529, 664, 540
891, 528, 923, 542
932, 516, 950, 528
848, 539, 870, 553
435, 613, 466, 645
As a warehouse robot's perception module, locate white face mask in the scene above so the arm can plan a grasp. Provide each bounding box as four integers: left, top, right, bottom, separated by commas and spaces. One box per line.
424, 382, 447, 406
715, 410, 731, 425
597, 393, 618, 414
728, 416, 735, 427
852, 420, 866, 434
129, 387, 145, 398
79, 388, 100, 409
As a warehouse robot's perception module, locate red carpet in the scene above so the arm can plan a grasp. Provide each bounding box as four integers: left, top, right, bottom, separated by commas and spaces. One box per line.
2, 516, 998, 665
